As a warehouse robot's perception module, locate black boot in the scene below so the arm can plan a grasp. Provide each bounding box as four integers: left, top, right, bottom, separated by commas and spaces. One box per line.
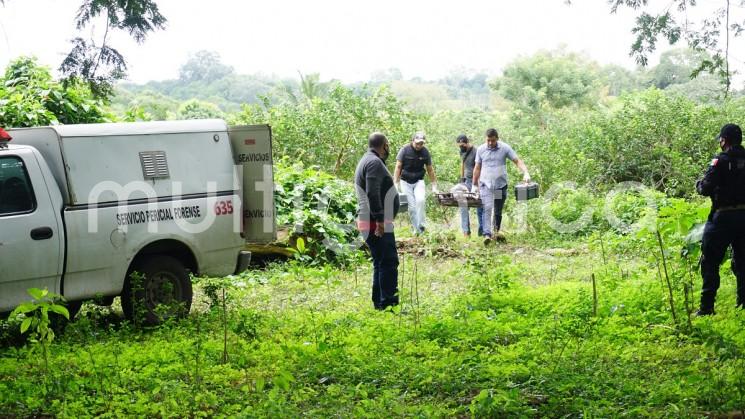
695, 308, 715, 316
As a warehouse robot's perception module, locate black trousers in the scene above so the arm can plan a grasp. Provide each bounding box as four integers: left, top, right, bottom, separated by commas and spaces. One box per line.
492, 185, 508, 233
366, 231, 399, 309
700, 209, 745, 311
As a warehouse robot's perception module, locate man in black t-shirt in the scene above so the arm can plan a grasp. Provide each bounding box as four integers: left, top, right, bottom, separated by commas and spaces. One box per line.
394, 132, 438, 235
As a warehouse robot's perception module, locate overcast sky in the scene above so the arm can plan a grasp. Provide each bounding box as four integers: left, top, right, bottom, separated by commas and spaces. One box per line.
0, 0, 742, 84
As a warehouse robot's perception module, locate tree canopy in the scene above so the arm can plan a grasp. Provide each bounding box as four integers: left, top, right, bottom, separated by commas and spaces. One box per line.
179, 50, 235, 83
607, 0, 745, 96
490, 50, 602, 112
0, 57, 108, 127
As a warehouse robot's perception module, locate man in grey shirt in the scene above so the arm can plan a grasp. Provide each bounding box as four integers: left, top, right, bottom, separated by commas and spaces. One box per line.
355, 132, 400, 310
472, 128, 530, 244
456, 134, 483, 237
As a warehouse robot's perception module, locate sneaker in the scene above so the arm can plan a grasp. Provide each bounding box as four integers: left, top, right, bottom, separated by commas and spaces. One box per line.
695, 308, 715, 316
483, 235, 492, 246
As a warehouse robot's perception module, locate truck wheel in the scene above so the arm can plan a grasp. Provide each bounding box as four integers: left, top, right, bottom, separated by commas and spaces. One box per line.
122, 255, 193, 325
67, 300, 82, 320
49, 300, 82, 335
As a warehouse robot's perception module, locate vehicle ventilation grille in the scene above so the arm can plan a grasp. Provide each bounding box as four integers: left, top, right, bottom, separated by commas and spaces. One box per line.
139, 151, 170, 179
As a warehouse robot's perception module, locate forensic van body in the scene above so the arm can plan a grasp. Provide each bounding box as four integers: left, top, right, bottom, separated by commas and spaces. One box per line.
0, 119, 275, 323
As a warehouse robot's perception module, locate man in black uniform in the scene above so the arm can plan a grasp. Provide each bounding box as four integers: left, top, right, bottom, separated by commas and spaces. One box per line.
355, 132, 401, 310
696, 123, 745, 315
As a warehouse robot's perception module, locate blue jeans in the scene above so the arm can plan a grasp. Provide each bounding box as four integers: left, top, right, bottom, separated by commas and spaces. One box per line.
401, 179, 426, 233
459, 179, 484, 235
365, 231, 399, 309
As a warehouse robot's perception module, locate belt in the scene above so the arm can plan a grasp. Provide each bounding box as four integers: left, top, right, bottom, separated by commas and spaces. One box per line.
717, 204, 745, 212
356, 220, 394, 231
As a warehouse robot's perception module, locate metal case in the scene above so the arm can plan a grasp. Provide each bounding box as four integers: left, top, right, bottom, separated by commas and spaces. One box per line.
515, 182, 539, 201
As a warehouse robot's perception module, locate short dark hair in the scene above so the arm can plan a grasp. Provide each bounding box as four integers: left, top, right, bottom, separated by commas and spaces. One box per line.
720, 123, 742, 145
456, 134, 469, 144
485, 128, 499, 138
368, 132, 387, 148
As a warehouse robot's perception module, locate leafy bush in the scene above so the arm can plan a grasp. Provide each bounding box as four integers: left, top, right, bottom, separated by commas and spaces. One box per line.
518, 89, 745, 196
231, 83, 418, 177
0, 57, 109, 127
491, 49, 603, 111
274, 158, 361, 265
176, 98, 224, 120
516, 184, 666, 239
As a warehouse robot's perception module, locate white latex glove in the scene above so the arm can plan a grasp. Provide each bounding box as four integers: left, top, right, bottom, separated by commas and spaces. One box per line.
431, 184, 439, 193
374, 222, 385, 237
395, 183, 401, 193
522, 173, 531, 183
470, 185, 479, 194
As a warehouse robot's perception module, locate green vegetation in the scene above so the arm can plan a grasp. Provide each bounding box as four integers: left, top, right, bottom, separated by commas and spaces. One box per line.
273, 160, 360, 265
4, 36, 745, 417
605, 0, 745, 95
59, 0, 166, 99
0, 57, 109, 127
103, 47, 745, 202
5, 202, 745, 416
491, 49, 603, 112
232, 84, 417, 176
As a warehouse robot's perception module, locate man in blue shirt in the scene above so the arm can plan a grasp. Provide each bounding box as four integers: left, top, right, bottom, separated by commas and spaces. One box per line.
472, 128, 530, 244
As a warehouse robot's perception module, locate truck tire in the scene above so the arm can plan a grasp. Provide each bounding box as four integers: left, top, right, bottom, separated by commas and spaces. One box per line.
122, 255, 193, 325
49, 300, 82, 335
67, 300, 82, 320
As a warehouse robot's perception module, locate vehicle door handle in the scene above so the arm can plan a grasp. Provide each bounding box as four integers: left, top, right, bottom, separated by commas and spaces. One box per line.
30, 227, 54, 240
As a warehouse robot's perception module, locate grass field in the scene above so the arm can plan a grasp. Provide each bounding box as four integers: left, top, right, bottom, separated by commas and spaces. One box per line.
2, 227, 745, 418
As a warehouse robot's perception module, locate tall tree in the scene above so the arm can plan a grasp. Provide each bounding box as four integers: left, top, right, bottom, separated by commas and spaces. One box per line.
646, 48, 711, 89
490, 49, 602, 111
370, 68, 403, 83
600, 64, 642, 96
608, 0, 745, 97
278, 72, 329, 105
29, 0, 166, 101
179, 50, 234, 83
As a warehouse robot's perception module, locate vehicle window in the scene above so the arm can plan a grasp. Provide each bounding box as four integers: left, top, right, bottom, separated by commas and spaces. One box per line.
0, 156, 36, 215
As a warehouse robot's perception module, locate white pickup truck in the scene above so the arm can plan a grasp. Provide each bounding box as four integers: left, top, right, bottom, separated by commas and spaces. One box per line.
0, 120, 275, 323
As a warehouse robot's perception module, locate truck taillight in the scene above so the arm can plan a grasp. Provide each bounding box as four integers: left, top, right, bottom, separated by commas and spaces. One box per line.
0, 127, 11, 149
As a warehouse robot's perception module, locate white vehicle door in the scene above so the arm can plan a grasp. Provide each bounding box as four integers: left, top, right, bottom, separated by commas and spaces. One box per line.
0, 151, 63, 312
229, 125, 277, 243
